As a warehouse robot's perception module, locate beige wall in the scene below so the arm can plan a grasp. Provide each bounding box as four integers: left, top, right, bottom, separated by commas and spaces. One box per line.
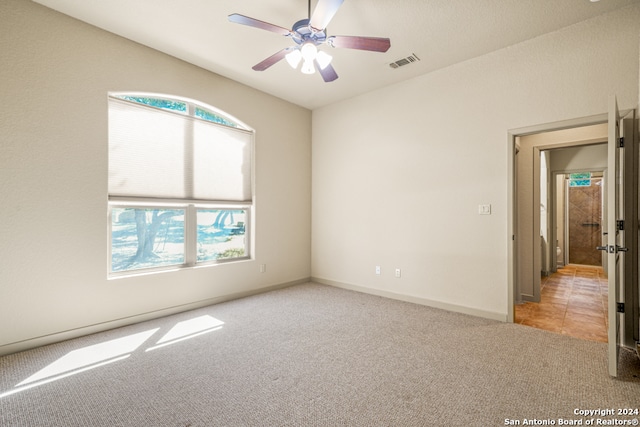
550, 143, 609, 172
0, 0, 311, 354
540, 151, 550, 275
312, 5, 640, 320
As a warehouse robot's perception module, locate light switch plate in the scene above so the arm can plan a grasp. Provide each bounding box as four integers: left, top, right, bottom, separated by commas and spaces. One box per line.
478, 204, 491, 215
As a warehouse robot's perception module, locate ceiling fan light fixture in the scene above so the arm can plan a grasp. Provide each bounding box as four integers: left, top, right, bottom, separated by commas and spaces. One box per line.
285, 49, 302, 69
316, 50, 333, 70
301, 59, 316, 75
300, 42, 318, 61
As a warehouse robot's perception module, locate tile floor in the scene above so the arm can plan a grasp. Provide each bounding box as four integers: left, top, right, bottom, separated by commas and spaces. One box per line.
515, 264, 609, 343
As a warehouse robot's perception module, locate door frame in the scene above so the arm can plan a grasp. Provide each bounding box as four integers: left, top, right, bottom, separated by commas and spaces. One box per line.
551, 168, 607, 273
620, 116, 639, 350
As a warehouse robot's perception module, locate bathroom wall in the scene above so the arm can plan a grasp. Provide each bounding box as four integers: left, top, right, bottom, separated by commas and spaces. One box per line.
567, 178, 604, 266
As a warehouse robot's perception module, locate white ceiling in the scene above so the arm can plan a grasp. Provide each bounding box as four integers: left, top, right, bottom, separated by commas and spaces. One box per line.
33, 0, 640, 110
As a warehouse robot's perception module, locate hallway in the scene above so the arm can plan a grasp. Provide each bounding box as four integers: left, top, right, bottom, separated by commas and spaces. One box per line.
515, 264, 608, 342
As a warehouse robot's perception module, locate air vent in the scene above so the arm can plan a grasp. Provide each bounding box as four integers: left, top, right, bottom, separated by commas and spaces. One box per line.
389, 53, 420, 69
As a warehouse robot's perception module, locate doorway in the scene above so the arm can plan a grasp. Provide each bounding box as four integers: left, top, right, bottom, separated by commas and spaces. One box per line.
510, 123, 608, 309
561, 171, 604, 267
508, 108, 639, 376
516, 141, 609, 342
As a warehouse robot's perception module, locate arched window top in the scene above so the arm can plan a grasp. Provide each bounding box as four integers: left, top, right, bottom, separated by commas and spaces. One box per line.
110, 93, 249, 130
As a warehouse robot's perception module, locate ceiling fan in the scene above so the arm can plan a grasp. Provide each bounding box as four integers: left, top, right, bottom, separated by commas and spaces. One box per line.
228, 0, 391, 82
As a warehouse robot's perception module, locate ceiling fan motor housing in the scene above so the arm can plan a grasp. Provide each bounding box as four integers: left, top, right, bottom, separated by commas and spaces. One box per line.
292, 19, 327, 46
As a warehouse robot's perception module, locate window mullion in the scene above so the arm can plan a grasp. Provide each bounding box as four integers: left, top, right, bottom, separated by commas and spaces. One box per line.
184, 103, 195, 266
185, 204, 197, 266
185, 103, 195, 199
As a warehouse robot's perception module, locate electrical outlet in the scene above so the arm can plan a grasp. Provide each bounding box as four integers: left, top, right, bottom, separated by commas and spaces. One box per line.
395, 268, 401, 278
375, 266, 381, 275
260, 264, 266, 273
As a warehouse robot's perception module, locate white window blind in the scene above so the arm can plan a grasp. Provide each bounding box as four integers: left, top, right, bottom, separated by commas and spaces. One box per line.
108, 97, 252, 201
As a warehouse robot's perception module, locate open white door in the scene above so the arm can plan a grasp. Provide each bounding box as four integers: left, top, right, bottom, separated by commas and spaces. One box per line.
607, 95, 623, 377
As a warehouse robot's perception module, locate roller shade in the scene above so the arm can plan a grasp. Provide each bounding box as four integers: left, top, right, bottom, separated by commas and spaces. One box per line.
108, 97, 252, 201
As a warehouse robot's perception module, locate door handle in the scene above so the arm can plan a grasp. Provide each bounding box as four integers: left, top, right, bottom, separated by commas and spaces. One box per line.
598, 245, 629, 253
596, 245, 617, 253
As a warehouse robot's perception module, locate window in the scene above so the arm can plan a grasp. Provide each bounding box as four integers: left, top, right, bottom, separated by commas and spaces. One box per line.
111, 207, 186, 273
569, 172, 591, 187
196, 208, 247, 262
108, 93, 253, 276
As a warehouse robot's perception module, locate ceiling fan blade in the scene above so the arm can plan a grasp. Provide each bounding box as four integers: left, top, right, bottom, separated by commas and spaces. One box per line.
309, 0, 344, 30
328, 35, 391, 52
228, 14, 292, 36
252, 48, 291, 71
315, 61, 339, 82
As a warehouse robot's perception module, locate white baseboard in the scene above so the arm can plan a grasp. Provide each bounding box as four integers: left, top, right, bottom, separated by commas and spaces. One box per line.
312, 277, 508, 322
0, 278, 309, 357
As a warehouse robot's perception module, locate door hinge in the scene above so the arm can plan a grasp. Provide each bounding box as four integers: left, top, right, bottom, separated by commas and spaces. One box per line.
617, 302, 625, 313
617, 220, 624, 231
619, 137, 624, 148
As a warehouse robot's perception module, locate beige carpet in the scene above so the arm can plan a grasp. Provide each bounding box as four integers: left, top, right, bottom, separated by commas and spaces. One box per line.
1, 283, 639, 426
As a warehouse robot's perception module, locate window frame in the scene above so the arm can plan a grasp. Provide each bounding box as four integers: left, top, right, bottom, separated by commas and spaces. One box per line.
107, 93, 254, 278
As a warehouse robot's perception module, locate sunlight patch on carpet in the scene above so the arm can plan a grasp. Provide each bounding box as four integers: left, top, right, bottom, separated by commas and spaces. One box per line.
0, 315, 225, 399
146, 315, 224, 351
0, 329, 159, 398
